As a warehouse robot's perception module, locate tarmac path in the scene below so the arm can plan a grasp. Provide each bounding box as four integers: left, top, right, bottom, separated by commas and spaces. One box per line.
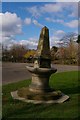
2, 62, 79, 85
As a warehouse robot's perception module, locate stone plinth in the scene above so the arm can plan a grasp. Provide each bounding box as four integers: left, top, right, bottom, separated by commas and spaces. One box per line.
11, 90, 69, 104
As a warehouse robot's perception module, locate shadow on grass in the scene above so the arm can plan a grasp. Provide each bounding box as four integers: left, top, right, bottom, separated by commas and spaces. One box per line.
58, 86, 79, 95
2, 102, 67, 118
2, 98, 78, 119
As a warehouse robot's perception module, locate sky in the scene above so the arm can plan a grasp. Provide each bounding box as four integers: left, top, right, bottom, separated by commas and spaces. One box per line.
2, 0, 80, 2
0, 2, 79, 49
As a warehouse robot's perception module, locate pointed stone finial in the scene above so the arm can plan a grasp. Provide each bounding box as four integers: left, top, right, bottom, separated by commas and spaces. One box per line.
34, 26, 51, 68
37, 26, 51, 58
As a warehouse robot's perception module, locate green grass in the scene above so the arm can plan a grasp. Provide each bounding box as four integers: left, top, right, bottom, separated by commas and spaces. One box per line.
2, 71, 80, 119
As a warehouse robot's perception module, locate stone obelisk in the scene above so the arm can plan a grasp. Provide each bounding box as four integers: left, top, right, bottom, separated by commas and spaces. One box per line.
34, 26, 51, 68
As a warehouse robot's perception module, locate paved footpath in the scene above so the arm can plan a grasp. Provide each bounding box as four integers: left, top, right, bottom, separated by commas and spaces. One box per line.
2, 62, 79, 85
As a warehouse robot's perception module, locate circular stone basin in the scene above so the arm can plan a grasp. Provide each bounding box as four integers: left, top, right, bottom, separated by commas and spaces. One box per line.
26, 65, 57, 93
26, 66, 57, 75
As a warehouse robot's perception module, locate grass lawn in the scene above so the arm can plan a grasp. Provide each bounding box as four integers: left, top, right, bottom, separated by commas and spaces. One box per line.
2, 71, 80, 120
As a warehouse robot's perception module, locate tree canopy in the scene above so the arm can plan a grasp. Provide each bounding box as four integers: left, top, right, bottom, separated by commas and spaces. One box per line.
77, 35, 80, 43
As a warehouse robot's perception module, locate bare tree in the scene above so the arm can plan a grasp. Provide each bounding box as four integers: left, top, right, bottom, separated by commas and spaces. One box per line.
50, 46, 58, 61
9, 44, 28, 62
55, 38, 78, 64
2, 44, 28, 62
77, 35, 80, 65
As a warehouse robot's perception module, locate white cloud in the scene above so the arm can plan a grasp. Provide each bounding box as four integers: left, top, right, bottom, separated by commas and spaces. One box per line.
2, 36, 38, 50
55, 30, 65, 36
18, 30, 65, 49
26, 2, 78, 19
2, 35, 17, 48
45, 17, 64, 24
24, 18, 43, 28
41, 3, 62, 13
26, 6, 41, 18
19, 39, 38, 49
0, 12, 22, 36
24, 18, 31, 25
0, 12, 42, 49
65, 20, 78, 28
26, 3, 62, 18
46, 17, 78, 28
68, 3, 78, 18
69, 11, 78, 18
50, 30, 66, 47
16, 37, 38, 49
0, 12, 22, 48
32, 19, 43, 28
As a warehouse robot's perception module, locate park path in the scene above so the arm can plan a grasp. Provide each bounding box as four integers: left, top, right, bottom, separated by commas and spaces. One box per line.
2, 62, 79, 85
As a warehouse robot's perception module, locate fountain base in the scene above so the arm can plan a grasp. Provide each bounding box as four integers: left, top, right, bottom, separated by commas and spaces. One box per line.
11, 87, 69, 104
11, 66, 69, 104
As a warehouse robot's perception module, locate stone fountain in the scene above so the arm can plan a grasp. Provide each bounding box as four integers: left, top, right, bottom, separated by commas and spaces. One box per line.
11, 26, 69, 104
27, 26, 57, 93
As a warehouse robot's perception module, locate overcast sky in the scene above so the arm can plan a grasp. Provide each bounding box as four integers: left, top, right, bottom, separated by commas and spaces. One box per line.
1, 2, 79, 49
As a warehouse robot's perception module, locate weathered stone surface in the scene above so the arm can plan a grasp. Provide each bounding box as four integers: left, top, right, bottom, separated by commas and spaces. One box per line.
34, 26, 51, 68
26, 66, 57, 93
11, 90, 69, 104
35, 26, 51, 59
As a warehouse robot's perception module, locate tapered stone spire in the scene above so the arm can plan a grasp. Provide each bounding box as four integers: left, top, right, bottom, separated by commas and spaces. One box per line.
34, 26, 51, 68
36, 26, 51, 58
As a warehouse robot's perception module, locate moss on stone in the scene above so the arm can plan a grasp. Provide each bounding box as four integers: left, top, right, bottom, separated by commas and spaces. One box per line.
17, 87, 62, 101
